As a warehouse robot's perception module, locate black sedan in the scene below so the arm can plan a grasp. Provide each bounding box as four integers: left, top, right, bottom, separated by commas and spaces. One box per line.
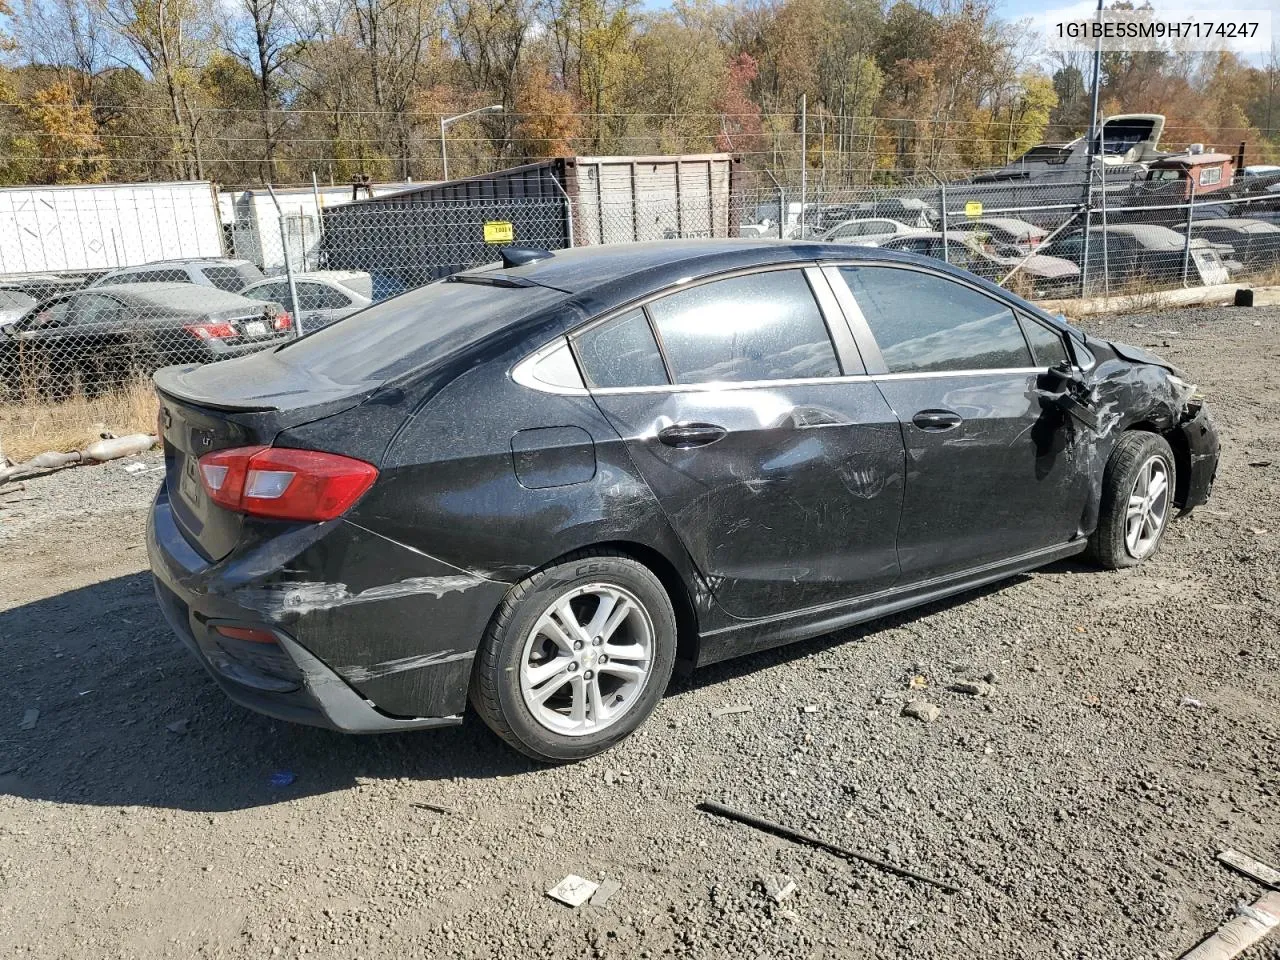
0, 283, 292, 399
147, 240, 1220, 763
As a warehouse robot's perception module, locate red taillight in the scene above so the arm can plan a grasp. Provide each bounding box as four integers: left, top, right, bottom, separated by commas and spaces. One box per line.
185, 321, 236, 341
273, 311, 293, 332
197, 446, 378, 521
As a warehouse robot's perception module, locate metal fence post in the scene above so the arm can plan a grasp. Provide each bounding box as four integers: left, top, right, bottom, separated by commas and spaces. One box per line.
940, 181, 949, 264
266, 183, 303, 337
1181, 180, 1197, 287
1099, 159, 1110, 297
1079, 168, 1093, 298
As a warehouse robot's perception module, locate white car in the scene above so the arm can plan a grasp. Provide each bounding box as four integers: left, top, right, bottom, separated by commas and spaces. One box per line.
819, 218, 924, 246
240, 271, 373, 332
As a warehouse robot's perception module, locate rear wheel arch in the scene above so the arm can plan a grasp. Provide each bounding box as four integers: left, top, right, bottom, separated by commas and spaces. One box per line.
488, 540, 701, 671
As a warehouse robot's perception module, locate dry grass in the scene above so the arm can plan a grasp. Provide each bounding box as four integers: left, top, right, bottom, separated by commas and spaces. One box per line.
0, 378, 157, 464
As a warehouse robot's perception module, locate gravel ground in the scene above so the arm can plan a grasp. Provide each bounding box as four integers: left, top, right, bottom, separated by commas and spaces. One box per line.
1, 305, 1277, 960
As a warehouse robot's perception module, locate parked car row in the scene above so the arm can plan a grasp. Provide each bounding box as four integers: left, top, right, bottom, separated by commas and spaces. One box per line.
0, 257, 383, 400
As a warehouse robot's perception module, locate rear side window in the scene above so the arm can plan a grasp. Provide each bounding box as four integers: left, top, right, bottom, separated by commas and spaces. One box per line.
204, 266, 252, 291
647, 270, 840, 384
1020, 316, 1069, 367
840, 266, 1032, 373
574, 308, 668, 388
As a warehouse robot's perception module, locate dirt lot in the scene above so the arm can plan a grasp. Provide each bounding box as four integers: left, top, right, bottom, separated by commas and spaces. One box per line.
1, 305, 1277, 960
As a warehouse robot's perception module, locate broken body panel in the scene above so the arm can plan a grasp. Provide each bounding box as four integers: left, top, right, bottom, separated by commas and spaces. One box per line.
147, 240, 1220, 732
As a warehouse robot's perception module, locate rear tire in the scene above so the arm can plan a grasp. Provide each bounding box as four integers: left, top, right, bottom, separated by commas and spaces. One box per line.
469, 550, 677, 763
1089, 431, 1176, 569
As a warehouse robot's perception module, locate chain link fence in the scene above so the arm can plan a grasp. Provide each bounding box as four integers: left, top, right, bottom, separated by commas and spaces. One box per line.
3, 163, 1280, 452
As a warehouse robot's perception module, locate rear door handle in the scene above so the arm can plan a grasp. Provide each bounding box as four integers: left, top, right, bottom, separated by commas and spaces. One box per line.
658, 422, 728, 448
912, 409, 963, 432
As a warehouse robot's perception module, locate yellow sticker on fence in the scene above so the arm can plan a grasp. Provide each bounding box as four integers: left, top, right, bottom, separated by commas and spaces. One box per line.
484, 221, 515, 244
964, 201, 983, 218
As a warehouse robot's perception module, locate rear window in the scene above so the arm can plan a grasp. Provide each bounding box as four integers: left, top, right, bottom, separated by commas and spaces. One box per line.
275, 278, 566, 384
646, 270, 840, 383
574, 308, 669, 388
204, 266, 257, 291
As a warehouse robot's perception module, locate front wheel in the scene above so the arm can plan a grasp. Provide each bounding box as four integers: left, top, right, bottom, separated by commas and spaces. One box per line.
469, 551, 677, 763
1089, 431, 1176, 569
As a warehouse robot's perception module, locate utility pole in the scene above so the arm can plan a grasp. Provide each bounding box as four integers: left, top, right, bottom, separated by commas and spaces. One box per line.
800, 93, 807, 237
1086, 0, 1104, 159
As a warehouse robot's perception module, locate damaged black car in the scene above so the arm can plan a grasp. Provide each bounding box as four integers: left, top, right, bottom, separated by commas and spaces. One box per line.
147, 240, 1220, 762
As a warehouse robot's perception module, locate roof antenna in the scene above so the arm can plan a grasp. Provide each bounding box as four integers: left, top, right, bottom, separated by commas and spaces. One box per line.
501, 248, 555, 269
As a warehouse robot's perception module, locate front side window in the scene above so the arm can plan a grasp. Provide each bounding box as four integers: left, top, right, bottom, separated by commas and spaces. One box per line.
1020, 315, 1069, 367
647, 270, 841, 384
840, 266, 1032, 374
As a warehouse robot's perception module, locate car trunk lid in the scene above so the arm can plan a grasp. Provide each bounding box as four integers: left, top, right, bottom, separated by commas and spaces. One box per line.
155, 352, 383, 562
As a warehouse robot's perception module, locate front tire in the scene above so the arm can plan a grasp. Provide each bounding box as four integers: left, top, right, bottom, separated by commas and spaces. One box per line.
469, 551, 677, 763
1089, 431, 1176, 569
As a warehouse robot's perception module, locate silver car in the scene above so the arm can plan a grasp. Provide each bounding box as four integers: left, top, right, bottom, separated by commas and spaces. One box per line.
240, 271, 374, 332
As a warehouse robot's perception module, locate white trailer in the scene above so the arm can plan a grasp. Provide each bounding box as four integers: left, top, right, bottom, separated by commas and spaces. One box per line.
0, 181, 224, 276
222, 183, 415, 274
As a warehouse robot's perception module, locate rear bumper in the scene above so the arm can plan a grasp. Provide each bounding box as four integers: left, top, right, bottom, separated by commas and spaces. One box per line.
147, 486, 506, 732
1178, 401, 1220, 510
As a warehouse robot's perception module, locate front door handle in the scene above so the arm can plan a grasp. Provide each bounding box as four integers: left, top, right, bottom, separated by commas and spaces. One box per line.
658, 422, 728, 448
912, 409, 963, 432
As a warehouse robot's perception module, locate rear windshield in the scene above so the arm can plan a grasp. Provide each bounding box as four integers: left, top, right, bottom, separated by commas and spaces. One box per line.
204, 264, 262, 291
274, 278, 566, 383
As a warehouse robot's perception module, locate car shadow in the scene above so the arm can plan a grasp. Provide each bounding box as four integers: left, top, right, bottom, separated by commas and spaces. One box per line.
1, 567, 1041, 813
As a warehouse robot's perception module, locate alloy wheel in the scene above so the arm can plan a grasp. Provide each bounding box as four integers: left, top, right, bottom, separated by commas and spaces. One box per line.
517, 583, 655, 736
1124, 454, 1171, 559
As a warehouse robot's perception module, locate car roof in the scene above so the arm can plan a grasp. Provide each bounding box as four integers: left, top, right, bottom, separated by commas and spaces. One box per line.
108, 258, 256, 269
1190, 218, 1280, 233
85, 282, 258, 310
485, 238, 1059, 323
490, 239, 942, 296
965, 217, 1040, 232
1083, 223, 1184, 248
245, 271, 368, 286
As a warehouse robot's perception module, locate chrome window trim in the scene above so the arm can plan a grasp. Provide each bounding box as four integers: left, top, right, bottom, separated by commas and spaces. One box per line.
588, 367, 1048, 396
511, 257, 1066, 397
510, 336, 589, 395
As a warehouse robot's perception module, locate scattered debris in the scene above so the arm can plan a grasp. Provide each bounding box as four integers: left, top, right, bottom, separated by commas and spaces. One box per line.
538, 824, 556, 838
1180, 695, 1205, 709
1217, 848, 1280, 889
759, 873, 797, 903
603, 768, 618, 785
697, 800, 960, 893
590, 878, 623, 907
546, 874, 598, 908
1176, 890, 1280, 959
901, 701, 941, 723
0, 434, 158, 485
711, 705, 753, 718
801, 704, 820, 714
949, 681, 991, 697
122, 462, 148, 475
19, 709, 39, 731
815, 663, 837, 672
908, 674, 928, 689
1248, 460, 1273, 468
165, 719, 189, 734
983, 671, 1003, 685
268, 770, 296, 787
409, 802, 456, 816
